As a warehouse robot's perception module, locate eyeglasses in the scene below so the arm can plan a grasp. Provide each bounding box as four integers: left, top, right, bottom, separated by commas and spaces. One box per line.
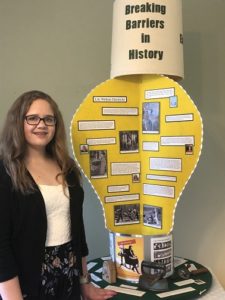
25, 115, 56, 126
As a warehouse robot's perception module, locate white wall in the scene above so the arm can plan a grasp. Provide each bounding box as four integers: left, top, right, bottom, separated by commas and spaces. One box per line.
0, 0, 224, 288
0, 0, 113, 265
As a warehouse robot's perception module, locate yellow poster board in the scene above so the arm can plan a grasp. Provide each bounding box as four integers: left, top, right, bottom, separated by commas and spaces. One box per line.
71, 74, 203, 235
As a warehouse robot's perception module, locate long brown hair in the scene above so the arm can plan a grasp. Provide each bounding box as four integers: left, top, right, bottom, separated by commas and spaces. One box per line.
0, 90, 80, 193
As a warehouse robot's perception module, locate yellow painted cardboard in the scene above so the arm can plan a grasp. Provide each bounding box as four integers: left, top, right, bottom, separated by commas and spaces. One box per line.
70, 74, 203, 235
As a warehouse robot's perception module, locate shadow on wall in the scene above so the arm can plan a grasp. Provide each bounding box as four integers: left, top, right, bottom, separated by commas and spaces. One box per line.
175, 24, 225, 287
195, 119, 225, 288
82, 176, 109, 260
181, 32, 203, 107
182, 32, 222, 116
174, 115, 225, 288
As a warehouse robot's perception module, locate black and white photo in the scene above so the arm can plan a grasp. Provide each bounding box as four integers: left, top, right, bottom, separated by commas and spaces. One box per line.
143, 204, 162, 229
142, 102, 160, 133
119, 131, 139, 153
114, 204, 140, 226
90, 150, 107, 178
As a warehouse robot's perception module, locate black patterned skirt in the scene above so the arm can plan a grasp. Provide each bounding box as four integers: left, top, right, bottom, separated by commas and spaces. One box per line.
25, 241, 81, 300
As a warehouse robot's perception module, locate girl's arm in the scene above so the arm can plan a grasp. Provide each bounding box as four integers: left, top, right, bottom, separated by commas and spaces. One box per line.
0, 277, 23, 300
80, 257, 117, 300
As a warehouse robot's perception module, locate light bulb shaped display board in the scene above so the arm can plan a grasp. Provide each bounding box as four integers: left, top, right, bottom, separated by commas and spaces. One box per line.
71, 74, 203, 235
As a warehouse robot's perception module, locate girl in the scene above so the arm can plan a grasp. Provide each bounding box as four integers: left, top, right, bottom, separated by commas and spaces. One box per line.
0, 91, 116, 300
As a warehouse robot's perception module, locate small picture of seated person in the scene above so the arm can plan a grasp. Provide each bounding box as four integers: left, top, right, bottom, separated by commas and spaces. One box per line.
118, 245, 140, 274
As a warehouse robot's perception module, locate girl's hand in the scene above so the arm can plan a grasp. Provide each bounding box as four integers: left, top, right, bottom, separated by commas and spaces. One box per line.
81, 283, 117, 300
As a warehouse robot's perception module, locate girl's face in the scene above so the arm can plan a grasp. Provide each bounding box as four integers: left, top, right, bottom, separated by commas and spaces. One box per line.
24, 99, 56, 152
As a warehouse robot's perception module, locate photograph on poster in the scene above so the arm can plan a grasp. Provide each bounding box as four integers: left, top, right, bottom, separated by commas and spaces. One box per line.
119, 131, 139, 153
169, 95, 178, 108
142, 102, 160, 133
114, 204, 140, 226
114, 235, 144, 282
154, 249, 171, 259
153, 240, 172, 250
132, 173, 140, 183
155, 257, 172, 265
117, 243, 140, 274
90, 150, 107, 178
185, 144, 194, 155
80, 144, 89, 154
150, 235, 173, 277
143, 204, 162, 229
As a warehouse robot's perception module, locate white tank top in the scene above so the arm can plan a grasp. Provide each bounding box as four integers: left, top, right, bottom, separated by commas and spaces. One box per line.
38, 184, 72, 246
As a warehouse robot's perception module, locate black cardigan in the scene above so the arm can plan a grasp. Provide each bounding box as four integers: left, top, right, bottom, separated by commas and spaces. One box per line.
0, 161, 89, 296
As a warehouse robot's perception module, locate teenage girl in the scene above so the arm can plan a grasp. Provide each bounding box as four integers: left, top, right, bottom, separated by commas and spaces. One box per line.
0, 91, 116, 300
